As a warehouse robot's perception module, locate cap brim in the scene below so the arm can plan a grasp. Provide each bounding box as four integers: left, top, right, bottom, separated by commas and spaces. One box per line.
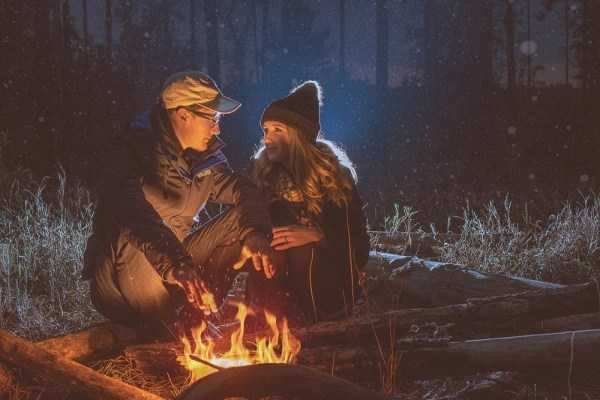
201, 94, 241, 114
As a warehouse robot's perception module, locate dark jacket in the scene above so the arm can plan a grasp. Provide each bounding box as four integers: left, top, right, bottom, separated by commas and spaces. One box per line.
256, 165, 370, 317
83, 105, 271, 279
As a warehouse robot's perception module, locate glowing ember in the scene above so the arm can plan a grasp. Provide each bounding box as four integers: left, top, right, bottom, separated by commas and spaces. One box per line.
177, 302, 301, 381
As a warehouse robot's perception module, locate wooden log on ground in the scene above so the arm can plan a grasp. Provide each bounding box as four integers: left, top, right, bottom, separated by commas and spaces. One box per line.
299, 329, 600, 381
292, 280, 599, 346
36, 321, 139, 361
123, 336, 451, 378
534, 312, 600, 333
125, 279, 600, 357
175, 363, 389, 400
366, 251, 563, 309
406, 328, 600, 379
0, 322, 139, 398
0, 328, 163, 400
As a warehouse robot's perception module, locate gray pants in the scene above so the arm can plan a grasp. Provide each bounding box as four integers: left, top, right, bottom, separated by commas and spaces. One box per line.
88, 206, 244, 327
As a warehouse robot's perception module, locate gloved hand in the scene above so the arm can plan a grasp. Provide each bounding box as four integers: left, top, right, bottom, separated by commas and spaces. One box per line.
165, 264, 218, 316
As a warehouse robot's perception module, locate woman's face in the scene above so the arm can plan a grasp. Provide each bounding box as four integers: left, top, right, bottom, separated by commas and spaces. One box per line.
262, 121, 291, 163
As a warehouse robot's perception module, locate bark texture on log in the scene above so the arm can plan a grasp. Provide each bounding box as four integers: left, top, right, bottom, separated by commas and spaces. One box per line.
405, 328, 600, 379
0, 322, 138, 398
37, 321, 139, 361
300, 329, 600, 380
366, 251, 563, 309
0, 329, 163, 400
175, 363, 388, 400
293, 280, 598, 346
124, 280, 600, 363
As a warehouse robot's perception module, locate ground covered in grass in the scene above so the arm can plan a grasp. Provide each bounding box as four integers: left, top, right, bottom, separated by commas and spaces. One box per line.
0, 173, 598, 399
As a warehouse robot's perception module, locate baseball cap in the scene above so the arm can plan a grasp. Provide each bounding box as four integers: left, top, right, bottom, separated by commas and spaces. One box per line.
160, 70, 241, 114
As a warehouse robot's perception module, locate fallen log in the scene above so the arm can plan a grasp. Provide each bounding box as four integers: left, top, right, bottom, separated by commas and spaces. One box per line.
299, 329, 600, 381
36, 321, 139, 361
0, 328, 163, 400
292, 280, 599, 346
124, 279, 600, 360
404, 328, 600, 379
123, 336, 451, 378
125, 329, 600, 387
366, 251, 563, 309
0, 322, 139, 396
535, 312, 600, 333
175, 363, 388, 400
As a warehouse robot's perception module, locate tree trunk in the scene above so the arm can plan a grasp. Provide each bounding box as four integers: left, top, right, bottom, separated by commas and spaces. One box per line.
204, 0, 220, 81
261, 0, 269, 83
339, 0, 346, 80
252, 0, 259, 82
190, 0, 197, 69
565, 0, 570, 85
105, 0, 112, 63
375, 0, 388, 90
504, 0, 516, 97
0, 329, 162, 400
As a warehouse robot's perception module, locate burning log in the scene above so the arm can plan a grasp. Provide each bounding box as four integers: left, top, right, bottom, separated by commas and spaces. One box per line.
124, 279, 600, 372
0, 328, 163, 400
176, 363, 389, 400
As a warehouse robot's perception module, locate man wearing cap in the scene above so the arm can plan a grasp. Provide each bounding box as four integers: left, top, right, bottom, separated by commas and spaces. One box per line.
82, 71, 276, 333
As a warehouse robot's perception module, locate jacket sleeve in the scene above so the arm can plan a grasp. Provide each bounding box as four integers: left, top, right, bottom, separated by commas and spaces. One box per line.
319, 182, 370, 270
208, 163, 272, 241
346, 183, 370, 269
100, 145, 194, 277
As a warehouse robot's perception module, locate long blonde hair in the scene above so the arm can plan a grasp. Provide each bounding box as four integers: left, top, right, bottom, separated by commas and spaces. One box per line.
251, 125, 358, 216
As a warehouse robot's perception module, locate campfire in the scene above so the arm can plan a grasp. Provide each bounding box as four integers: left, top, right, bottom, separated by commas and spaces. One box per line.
177, 302, 301, 381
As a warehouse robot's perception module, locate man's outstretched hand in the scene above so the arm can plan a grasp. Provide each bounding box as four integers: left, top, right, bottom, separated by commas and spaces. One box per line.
165, 265, 218, 315
233, 232, 277, 279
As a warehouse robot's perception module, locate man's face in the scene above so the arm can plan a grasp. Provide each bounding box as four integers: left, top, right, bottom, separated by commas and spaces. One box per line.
262, 121, 290, 163
174, 107, 221, 152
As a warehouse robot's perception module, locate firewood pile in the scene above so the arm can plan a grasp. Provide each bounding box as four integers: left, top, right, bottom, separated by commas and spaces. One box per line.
1, 244, 600, 399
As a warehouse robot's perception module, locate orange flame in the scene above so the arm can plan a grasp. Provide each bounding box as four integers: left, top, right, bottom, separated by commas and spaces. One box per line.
177, 302, 301, 381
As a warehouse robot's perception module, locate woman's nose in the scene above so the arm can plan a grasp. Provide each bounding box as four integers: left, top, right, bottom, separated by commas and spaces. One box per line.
211, 124, 220, 135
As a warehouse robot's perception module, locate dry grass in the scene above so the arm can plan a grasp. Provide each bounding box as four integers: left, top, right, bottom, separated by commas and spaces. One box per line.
0, 170, 104, 341
438, 195, 600, 284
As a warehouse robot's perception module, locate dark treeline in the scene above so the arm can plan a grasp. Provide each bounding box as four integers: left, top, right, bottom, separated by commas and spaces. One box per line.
1, 0, 599, 226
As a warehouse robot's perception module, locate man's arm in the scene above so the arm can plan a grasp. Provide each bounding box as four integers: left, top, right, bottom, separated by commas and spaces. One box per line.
100, 145, 217, 312
209, 164, 277, 277
101, 147, 192, 278
208, 163, 272, 240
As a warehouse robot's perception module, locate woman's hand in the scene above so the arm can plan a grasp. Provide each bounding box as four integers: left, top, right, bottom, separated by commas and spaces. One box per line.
271, 225, 324, 251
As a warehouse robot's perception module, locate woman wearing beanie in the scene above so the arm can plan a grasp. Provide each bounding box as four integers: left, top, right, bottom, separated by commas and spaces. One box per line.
248, 81, 370, 324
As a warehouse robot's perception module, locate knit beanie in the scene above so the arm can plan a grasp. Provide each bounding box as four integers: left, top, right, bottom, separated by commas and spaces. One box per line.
261, 81, 323, 143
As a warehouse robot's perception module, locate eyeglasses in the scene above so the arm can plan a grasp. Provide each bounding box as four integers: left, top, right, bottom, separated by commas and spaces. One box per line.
184, 107, 221, 126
